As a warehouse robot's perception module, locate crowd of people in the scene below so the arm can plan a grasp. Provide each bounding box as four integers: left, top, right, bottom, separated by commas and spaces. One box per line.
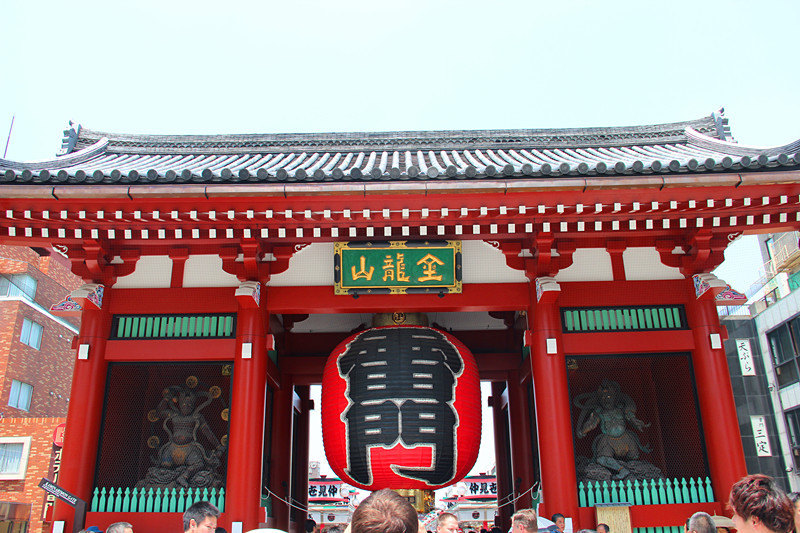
76, 473, 800, 533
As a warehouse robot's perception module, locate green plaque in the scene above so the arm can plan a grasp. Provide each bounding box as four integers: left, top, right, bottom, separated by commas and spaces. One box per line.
334, 241, 462, 295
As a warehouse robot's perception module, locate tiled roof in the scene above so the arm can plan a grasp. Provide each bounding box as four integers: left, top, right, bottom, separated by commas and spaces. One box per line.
2, 111, 799, 185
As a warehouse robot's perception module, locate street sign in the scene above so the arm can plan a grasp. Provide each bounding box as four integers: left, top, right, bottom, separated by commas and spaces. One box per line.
38, 479, 82, 508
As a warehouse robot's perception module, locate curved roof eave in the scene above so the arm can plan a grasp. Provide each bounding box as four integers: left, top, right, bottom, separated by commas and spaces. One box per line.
1, 114, 800, 184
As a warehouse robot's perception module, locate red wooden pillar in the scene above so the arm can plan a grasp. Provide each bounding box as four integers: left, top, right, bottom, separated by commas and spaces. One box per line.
52, 301, 112, 529
268, 376, 293, 531
227, 283, 269, 531
507, 371, 534, 510
490, 381, 513, 531
529, 278, 579, 522
292, 385, 311, 532
685, 279, 747, 503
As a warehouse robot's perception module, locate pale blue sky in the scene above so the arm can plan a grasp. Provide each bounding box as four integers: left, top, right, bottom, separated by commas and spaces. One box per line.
1, 0, 795, 477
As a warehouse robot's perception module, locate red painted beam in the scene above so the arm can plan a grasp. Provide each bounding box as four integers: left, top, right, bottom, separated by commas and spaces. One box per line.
562, 330, 695, 355
276, 352, 523, 384
105, 339, 236, 360
266, 283, 529, 314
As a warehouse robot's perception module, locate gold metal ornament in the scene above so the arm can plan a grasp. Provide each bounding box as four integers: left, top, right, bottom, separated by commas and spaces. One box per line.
209, 386, 221, 398
185, 376, 199, 388
147, 409, 159, 422
221, 408, 229, 421
147, 436, 160, 449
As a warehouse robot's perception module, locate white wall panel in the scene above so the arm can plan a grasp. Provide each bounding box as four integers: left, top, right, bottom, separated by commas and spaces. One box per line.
114, 255, 172, 288
623, 247, 684, 280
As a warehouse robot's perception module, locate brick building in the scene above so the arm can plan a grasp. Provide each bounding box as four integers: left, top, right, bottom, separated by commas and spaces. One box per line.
0, 245, 81, 532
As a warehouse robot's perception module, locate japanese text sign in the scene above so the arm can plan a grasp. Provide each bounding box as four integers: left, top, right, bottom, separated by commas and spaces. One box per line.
334, 241, 461, 295
751, 415, 772, 457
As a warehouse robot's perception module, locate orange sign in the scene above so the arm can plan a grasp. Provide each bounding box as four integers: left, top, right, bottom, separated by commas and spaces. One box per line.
52, 423, 66, 448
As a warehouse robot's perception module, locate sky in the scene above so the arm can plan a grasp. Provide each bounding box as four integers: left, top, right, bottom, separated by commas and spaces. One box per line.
2, 0, 797, 479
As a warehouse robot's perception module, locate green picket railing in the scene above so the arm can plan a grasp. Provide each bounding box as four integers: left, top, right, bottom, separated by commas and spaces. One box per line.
578, 477, 714, 507
111, 314, 236, 339
90, 486, 225, 513
562, 306, 687, 332
633, 527, 683, 533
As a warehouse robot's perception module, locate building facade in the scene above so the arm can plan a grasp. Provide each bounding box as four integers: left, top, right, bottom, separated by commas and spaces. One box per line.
721, 231, 800, 491
0, 112, 798, 532
0, 245, 81, 532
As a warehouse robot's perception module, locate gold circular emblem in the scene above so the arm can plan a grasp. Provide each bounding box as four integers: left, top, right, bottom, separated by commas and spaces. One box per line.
147, 436, 160, 449
221, 408, 229, 421
209, 386, 221, 399
186, 376, 198, 388
147, 409, 159, 422
221, 434, 228, 446
222, 365, 232, 376
392, 312, 406, 324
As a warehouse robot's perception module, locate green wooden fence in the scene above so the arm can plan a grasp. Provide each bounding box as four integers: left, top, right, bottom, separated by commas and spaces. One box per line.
562, 306, 686, 332
90, 486, 225, 513
578, 477, 714, 507
111, 314, 236, 339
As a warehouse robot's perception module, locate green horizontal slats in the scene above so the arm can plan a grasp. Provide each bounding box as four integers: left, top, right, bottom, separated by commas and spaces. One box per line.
111, 314, 236, 339
561, 306, 686, 332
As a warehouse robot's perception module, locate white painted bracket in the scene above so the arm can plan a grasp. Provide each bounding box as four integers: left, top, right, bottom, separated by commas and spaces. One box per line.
241, 342, 253, 359
546, 338, 558, 354
710, 333, 722, 350
78, 344, 90, 360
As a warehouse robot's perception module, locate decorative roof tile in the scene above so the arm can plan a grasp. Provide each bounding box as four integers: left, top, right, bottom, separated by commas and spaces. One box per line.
1, 111, 799, 185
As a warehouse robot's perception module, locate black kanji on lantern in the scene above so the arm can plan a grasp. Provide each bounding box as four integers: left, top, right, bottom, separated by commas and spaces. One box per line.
337, 327, 464, 486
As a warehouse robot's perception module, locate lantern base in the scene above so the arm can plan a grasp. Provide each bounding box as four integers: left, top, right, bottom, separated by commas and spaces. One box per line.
394, 489, 435, 514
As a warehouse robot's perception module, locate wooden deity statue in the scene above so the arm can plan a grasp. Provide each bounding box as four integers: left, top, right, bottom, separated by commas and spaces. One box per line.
138, 379, 228, 489
574, 380, 661, 482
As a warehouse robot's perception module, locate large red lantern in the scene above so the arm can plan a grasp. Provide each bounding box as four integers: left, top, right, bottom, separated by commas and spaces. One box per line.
321, 325, 481, 490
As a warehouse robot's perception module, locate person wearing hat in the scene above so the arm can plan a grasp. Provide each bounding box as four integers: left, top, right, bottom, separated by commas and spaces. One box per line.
85, 527, 103, 533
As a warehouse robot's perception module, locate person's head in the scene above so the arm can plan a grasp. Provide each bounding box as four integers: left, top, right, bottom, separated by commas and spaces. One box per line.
183, 500, 221, 533
551, 514, 565, 532
686, 512, 715, 533
307, 520, 319, 533
789, 493, 800, 533
351, 489, 419, 533
326, 526, 343, 533
511, 509, 538, 533
597, 524, 609, 533
107, 523, 133, 533
215, 528, 228, 533
437, 513, 459, 533
729, 474, 794, 533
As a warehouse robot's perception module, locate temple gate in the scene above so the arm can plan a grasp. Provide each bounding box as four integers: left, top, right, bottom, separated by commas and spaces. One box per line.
0, 111, 796, 532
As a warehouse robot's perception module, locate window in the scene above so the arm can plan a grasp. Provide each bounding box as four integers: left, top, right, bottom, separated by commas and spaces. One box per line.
0, 437, 31, 480
19, 318, 42, 350
768, 317, 800, 388
8, 380, 32, 411
0, 274, 37, 300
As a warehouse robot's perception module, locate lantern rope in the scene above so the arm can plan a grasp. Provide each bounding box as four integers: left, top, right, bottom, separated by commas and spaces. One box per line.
495, 481, 540, 509
263, 486, 312, 514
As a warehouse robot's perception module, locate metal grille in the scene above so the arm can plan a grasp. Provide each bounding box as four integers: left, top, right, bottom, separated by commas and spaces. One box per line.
561, 306, 687, 332
110, 313, 236, 339
568, 353, 708, 486
94, 362, 231, 505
